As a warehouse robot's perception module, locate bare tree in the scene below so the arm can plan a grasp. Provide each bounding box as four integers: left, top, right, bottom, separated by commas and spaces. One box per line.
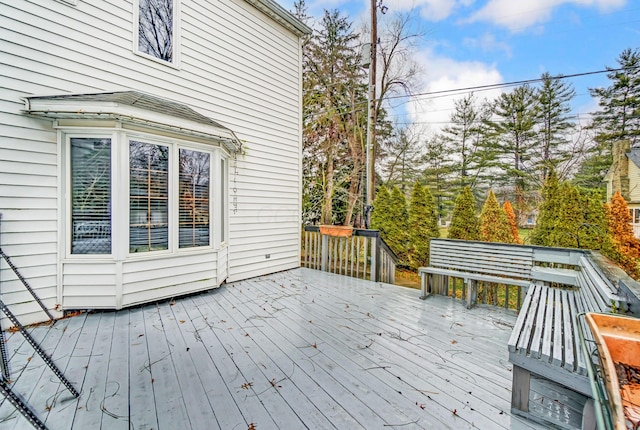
138, 0, 173, 62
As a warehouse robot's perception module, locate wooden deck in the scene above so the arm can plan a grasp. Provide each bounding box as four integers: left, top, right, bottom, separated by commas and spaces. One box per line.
0, 268, 555, 430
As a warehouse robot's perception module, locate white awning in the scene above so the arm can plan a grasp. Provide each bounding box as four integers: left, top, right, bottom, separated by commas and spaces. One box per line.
23, 91, 242, 153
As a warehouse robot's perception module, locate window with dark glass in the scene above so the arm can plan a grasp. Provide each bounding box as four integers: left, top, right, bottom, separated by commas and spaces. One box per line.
179, 149, 210, 248
70, 138, 112, 254
129, 141, 169, 252
138, 0, 174, 62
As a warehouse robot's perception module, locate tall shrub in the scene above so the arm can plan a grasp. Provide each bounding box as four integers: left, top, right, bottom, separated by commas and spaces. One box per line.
479, 190, 512, 243
606, 191, 640, 278
503, 201, 522, 244
448, 186, 479, 240
387, 186, 410, 265
530, 171, 560, 246
408, 182, 439, 269
371, 186, 391, 235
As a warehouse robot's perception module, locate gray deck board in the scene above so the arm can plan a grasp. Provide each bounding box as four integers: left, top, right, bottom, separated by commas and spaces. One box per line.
0, 268, 555, 430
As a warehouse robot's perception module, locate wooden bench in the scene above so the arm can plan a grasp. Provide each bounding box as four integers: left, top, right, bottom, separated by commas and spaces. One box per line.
507, 255, 630, 426
419, 240, 534, 308
418, 239, 640, 427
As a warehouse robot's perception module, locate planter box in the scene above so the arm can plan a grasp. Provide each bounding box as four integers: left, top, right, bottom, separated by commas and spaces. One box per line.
319, 225, 354, 237
586, 313, 640, 429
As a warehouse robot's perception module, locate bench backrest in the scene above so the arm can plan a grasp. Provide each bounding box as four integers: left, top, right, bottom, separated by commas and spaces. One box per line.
429, 239, 534, 281
576, 256, 626, 313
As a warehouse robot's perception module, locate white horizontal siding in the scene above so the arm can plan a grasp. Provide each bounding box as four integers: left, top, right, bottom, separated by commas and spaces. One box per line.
1, 0, 303, 321
121, 252, 218, 306
629, 162, 640, 202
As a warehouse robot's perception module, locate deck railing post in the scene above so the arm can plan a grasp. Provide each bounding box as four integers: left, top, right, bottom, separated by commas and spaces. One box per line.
370, 233, 378, 282
320, 233, 328, 273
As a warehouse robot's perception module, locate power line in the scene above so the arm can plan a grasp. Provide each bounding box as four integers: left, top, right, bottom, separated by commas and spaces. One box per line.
387, 66, 638, 101
303, 64, 639, 120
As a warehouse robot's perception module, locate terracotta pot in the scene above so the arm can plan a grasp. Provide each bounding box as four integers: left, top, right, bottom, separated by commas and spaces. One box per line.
586, 312, 640, 429
319, 225, 354, 237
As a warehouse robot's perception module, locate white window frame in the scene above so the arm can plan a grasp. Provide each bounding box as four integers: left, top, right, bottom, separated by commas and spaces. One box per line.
61, 127, 222, 261
133, 0, 181, 68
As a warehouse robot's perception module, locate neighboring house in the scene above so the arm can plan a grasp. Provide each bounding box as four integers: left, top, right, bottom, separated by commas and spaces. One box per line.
0, 0, 310, 325
605, 140, 640, 238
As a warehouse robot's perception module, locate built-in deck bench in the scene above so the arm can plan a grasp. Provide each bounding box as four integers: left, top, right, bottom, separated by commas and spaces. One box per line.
419, 239, 579, 309
418, 239, 640, 428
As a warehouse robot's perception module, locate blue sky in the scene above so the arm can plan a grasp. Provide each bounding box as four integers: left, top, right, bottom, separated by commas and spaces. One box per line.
281, 0, 640, 134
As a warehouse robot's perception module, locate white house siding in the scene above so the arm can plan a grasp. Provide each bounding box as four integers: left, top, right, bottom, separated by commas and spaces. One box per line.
629, 161, 640, 203
0, 0, 304, 325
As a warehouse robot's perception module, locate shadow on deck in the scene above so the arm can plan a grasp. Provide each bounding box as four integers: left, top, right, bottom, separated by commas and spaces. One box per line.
0, 268, 564, 429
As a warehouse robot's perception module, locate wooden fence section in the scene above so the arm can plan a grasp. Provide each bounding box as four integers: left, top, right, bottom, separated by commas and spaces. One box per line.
301, 226, 397, 284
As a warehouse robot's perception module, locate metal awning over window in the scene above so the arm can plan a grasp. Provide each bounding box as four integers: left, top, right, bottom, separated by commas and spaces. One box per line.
23, 91, 242, 153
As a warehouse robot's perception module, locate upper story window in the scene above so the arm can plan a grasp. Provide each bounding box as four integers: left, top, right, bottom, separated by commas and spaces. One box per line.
136, 0, 176, 64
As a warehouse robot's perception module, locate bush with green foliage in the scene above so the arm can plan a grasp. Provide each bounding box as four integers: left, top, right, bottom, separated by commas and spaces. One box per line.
448, 186, 479, 240
387, 187, 410, 265
408, 182, 439, 269
371, 186, 391, 235
479, 190, 513, 243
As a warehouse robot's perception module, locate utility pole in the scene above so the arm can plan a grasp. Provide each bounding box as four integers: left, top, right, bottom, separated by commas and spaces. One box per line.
365, 0, 378, 228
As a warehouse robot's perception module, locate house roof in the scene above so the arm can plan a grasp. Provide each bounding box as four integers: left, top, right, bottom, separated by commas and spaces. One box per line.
628, 148, 640, 169
23, 91, 242, 153
247, 0, 312, 36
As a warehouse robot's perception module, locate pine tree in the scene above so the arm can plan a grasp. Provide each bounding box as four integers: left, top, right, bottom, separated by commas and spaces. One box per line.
503, 201, 522, 244
386, 187, 410, 265
606, 191, 640, 278
487, 85, 537, 221
479, 190, 512, 243
590, 48, 640, 147
448, 186, 479, 240
408, 182, 439, 269
535, 73, 576, 183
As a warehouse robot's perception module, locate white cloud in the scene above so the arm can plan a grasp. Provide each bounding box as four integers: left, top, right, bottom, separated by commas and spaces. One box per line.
462, 32, 512, 57
466, 0, 626, 32
384, 0, 470, 22
405, 48, 504, 135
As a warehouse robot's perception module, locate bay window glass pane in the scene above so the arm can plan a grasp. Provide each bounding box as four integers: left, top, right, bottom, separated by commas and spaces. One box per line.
179, 149, 210, 248
71, 138, 111, 254
130, 141, 169, 252
138, 0, 173, 62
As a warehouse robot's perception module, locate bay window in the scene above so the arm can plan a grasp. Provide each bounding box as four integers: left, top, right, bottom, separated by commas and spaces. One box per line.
66, 132, 223, 257
70, 138, 112, 254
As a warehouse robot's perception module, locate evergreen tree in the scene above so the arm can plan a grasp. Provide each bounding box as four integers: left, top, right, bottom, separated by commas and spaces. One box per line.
448, 186, 479, 240
590, 48, 640, 147
408, 182, 439, 269
503, 201, 522, 244
487, 85, 538, 221
530, 171, 561, 246
387, 187, 410, 265
441, 93, 494, 190
606, 191, 640, 278
371, 185, 391, 236
535, 73, 576, 183
422, 134, 455, 222
302, 9, 366, 225
479, 190, 512, 243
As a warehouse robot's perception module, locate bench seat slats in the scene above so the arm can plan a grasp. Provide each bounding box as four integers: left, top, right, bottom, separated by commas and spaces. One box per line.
541, 286, 555, 363
507, 283, 536, 353
516, 284, 543, 354
529, 285, 548, 360
552, 288, 563, 367
562, 288, 576, 372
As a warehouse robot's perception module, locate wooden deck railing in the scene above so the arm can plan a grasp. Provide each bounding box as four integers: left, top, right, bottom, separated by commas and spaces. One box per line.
423, 238, 640, 313
301, 226, 397, 284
